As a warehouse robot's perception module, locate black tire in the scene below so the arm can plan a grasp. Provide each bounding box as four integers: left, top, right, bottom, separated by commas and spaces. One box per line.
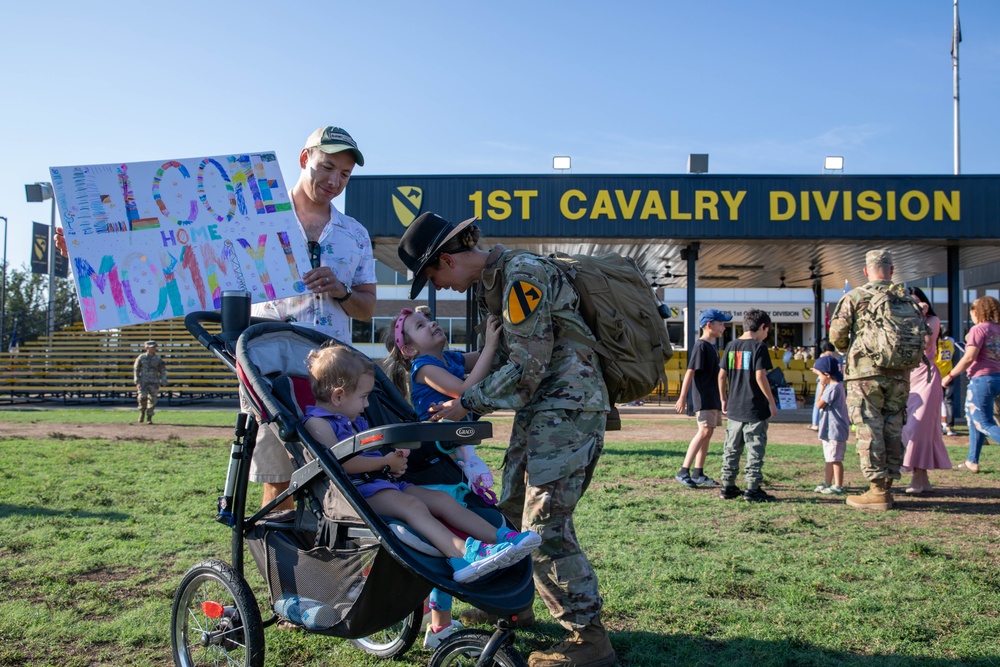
350, 605, 423, 659
429, 629, 526, 667
171, 559, 265, 667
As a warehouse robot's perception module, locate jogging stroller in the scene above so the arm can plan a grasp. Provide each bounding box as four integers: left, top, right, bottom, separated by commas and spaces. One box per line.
169, 311, 534, 667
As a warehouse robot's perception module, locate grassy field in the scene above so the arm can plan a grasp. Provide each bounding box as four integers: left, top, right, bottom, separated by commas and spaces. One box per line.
0, 409, 998, 666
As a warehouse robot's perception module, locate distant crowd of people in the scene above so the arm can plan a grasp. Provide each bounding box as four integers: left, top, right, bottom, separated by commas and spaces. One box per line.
672, 248, 1000, 509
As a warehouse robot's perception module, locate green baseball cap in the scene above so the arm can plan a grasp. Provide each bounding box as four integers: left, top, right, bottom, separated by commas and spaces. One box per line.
304, 126, 364, 166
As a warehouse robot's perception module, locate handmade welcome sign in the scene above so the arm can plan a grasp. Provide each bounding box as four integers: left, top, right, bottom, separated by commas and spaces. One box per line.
50, 152, 310, 331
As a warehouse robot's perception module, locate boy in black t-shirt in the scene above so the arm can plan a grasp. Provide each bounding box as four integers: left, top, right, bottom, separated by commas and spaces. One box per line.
674, 309, 732, 488
719, 309, 778, 502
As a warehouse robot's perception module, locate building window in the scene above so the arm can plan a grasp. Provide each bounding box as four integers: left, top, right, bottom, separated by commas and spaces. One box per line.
374, 259, 408, 286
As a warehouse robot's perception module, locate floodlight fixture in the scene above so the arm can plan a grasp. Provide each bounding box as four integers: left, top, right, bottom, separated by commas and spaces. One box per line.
823, 156, 844, 172
687, 153, 709, 174
553, 156, 571, 171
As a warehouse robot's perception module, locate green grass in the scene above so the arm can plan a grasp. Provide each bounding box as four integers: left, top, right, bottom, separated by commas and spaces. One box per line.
1, 410, 998, 666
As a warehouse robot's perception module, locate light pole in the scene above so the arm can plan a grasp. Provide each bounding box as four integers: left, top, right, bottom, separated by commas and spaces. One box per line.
0, 215, 7, 349
25, 182, 56, 334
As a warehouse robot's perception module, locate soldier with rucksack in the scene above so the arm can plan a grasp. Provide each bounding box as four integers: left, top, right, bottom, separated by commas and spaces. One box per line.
398, 212, 617, 667
829, 249, 929, 511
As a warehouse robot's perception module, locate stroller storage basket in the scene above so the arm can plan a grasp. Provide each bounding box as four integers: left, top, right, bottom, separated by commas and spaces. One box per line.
246, 522, 432, 638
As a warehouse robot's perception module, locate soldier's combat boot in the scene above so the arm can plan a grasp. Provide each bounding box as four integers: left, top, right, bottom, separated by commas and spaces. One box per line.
138, 409, 145, 424
528, 617, 616, 667
146, 412, 153, 424
845, 479, 893, 511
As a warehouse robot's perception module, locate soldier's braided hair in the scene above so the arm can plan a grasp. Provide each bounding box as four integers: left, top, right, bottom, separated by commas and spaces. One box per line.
427, 224, 482, 270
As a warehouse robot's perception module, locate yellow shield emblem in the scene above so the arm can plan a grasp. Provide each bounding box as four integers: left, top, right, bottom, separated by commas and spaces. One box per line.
392, 186, 423, 227
507, 281, 542, 325
802, 308, 812, 319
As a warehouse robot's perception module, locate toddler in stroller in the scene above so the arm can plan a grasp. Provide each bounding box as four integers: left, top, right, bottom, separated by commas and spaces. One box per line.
170, 315, 536, 667
301, 343, 540, 584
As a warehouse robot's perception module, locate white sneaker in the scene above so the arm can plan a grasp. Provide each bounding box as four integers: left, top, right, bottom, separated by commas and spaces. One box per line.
423, 620, 463, 649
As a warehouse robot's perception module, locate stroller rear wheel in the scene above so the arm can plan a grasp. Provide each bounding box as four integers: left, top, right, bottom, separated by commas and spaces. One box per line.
171, 559, 264, 667
350, 604, 422, 659
429, 629, 526, 667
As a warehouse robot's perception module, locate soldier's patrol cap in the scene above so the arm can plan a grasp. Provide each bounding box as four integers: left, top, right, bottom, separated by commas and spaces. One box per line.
865, 249, 893, 267
398, 212, 478, 299
145, 340, 157, 347
303, 126, 364, 167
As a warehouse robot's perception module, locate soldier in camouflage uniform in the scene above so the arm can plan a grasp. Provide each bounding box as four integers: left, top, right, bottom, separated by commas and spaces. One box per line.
829, 249, 918, 510
399, 212, 616, 667
133, 340, 167, 424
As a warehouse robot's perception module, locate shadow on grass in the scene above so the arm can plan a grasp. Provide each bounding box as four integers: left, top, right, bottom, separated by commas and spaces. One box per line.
0, 503, 129, 521
609, 631, 998, 666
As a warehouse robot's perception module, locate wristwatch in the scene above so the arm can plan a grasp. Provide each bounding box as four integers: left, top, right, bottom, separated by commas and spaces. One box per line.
334, 284, 353, 303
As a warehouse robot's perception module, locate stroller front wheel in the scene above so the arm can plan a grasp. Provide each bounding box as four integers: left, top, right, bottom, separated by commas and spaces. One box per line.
171, 559, 264, 667
350, 604, 423, 659
429, 629, 526, 667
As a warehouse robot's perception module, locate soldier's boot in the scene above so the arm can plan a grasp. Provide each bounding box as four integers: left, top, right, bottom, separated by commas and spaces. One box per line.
528, 617, 616, 667
845, 479, 893, 511
146, 412, 153, 424
459, 605, 534, 628
138, 409, 146, 424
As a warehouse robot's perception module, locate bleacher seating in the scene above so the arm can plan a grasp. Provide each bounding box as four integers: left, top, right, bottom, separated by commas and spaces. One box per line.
1, 318, 238, 404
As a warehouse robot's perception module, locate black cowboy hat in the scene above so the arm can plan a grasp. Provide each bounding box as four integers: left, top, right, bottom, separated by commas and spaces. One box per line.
398, 212, 477, 299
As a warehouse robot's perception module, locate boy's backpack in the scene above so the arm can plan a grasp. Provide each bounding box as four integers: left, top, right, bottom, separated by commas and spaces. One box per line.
853, 285, 927, 371
488, 250, 673, 414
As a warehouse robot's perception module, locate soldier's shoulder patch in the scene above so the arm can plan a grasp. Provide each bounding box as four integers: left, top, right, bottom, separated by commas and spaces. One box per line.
506, 279, 544, 325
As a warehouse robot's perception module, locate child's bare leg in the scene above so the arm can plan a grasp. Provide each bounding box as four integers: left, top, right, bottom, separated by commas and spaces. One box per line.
832, 462, 843, 487
692, 425, 715, 468
365, 489, 467, 558
825, 462, 835, 486
406, 486, 499, 544
683, 423, 712, 468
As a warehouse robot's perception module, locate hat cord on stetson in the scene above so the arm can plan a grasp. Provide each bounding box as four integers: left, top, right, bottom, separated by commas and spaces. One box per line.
417, 224, 453, 268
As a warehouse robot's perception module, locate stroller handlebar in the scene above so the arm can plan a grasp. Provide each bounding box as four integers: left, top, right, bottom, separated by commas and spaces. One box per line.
326, 421, 493, 461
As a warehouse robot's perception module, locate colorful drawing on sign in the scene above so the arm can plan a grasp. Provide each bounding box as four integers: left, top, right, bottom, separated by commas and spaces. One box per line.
51, 152, 310, 331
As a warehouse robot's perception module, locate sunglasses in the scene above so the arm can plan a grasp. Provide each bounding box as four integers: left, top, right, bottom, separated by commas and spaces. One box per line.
308, 241, 322, 269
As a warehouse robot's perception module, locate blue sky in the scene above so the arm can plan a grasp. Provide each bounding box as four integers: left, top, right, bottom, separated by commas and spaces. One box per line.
1, 1, 997, 270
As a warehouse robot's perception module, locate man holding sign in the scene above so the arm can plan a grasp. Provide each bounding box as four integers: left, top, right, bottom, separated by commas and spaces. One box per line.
250, 126, 376, 510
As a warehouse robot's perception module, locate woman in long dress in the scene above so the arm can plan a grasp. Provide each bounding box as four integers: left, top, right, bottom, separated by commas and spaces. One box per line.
901, 287, 952, 493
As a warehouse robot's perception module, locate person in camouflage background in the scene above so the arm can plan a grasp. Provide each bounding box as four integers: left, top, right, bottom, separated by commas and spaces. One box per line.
829, 249, 923, 511
133, 340, 167, 424
399, 212, 616, 667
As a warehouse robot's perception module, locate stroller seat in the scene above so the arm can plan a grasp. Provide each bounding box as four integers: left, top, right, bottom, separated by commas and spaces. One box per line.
236, 323, 533, 639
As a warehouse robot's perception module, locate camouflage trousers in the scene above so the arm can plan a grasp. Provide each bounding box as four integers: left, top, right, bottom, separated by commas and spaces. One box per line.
845, 373, 910, 481
137, 383, 160, 415
498, 409, 606, 632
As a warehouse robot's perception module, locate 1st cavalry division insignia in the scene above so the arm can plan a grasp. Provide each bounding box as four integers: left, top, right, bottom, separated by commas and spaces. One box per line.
507, 281, 542, 325
392, 187, 423, 226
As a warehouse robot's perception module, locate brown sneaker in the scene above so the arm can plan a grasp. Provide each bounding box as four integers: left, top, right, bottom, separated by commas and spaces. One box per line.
528, 619, 616, 667
459, 606, 534, 628
845, 479, 893, 511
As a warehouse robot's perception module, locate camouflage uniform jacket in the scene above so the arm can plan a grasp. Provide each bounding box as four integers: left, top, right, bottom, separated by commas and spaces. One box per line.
134, 352, 167, 386
828, 279, 926, 380
464, 246, 609, 415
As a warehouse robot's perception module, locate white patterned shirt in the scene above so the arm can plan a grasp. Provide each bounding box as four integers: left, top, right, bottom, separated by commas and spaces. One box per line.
251, 201, 375, 342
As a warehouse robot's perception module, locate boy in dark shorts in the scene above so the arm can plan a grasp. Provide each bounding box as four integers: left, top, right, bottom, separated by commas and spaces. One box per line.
719, 309, 778, 502
674, 309, 732, 487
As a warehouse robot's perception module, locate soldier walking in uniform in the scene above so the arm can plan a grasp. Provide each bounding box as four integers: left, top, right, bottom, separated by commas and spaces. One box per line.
399, 212, 616, 667
133, 340, 167, 424
829, 249, 925, 510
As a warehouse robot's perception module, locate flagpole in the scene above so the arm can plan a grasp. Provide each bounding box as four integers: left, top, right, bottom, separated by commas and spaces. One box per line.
953, 0, 961, 175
